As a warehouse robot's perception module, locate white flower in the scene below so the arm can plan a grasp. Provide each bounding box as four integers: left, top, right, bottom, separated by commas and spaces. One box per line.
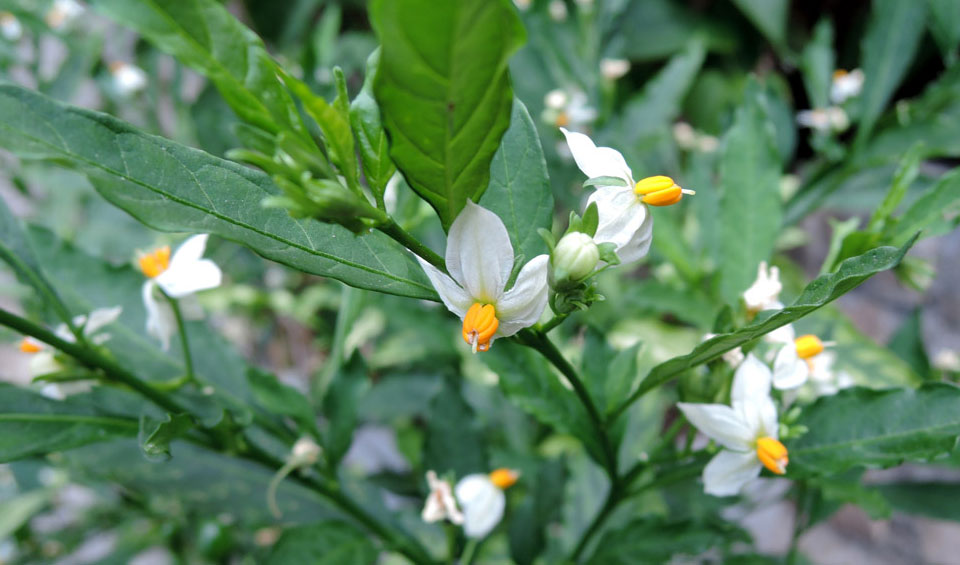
139, 234, 222, 350
110, 62, 147, 96
422, 471, 464, 525
561, 128, 693, 264
415, 202, 549, 353
743, 261, 782, 314
548, 0, 568, 21
772, 334, 832, 390
512, 0, 532, 11
600, 58, 630, 81
830, 69, 864, 104
0, 12, 22, 41
45, 0, 85, 30
454, 469, 518, 538
290, 437, 322, 465
796, 107, 849, 132
678, 355, 788, 496
543, 90, 597, 132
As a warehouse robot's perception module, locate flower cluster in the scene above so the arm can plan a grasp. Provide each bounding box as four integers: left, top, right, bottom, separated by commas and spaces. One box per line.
422, 468, 519, 539
796, 68, 864, 133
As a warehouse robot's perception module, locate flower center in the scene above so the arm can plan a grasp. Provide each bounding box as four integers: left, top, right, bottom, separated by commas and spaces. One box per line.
462, 303, 498, 353
755, 436, 788, 475
555, 111, 570, 128
633, 175, 695, 206
794, 334, 824, 360
138, 246, 171, 279
832, 69, 848, 80
488, 468, 519, 489
19, 337, 42, 354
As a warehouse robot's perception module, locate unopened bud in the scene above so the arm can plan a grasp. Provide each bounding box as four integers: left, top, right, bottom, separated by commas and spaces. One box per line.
291, 437, 321, 466
552, 232, 599, 283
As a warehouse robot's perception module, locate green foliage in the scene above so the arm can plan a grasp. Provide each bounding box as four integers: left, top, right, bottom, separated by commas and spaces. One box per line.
266, 521, 378, 564
350, 50, 396, 204
586, 519, 749, 564
138, 412, 194, 461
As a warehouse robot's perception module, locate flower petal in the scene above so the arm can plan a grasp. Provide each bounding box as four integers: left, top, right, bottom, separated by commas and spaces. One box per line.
731, 354, 772, 405
416, 257, 473, 319
763, 319, 795, 345
446, 201, 513, 303
142, 281, 175, 351
676, 402, 753, 452
496, 255, 549, 337
83, 306, 123, 335
588, 187, 652, 264
455, 474, 505, 539
169, 234, 210, 268
702, 450, 762, 497
772, 344, 809, 390
156, 259, 222, 298
560, 128, 633, 184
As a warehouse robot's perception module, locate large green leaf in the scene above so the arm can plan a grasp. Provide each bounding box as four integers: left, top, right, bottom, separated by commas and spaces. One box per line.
372, 0, 525, 229
855, 0, 928, 147
718, 79, 783, 303
787, 384, 960, 475
927, 0, 960, 64
586, 519, 748, 564
730, 0, 788, 47
885, 168, 960, 246
321, 352, 370, 467
0, 84, 437, 300
0, 384, 138, 462
610, 237, 916, 420
266, 521, 378, 564
423, 379, 488, 477
89, 0, 304, 136
878, 482, 960, 522
479, 100, 554, 261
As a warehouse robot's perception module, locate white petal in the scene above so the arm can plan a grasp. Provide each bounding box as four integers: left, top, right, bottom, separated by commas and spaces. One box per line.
772, 345, 809, 390
764, 321, 795, 345
169, 234, 210, 268
676, 403, 753, 452
560, 128, 633, 184
156, 259, 222, 298
702, 450, 762, 497
495, 255, 549, 337
455, 474, 505, 539
446, 201, 513, 303
588, 187, 652, 264
83, 306, 123, 335
416, 257, 473, 319
731, 354, 772, 405
142, 281, 175, 351
422, 471, 464, 524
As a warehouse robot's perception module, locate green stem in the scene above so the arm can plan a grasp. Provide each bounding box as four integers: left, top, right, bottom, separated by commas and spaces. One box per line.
160, 290, 195, 384
460, 538, 480, 565
517, 328, 618, 480
379, 219, 447, 275
314, 284, 360, 401
569, 483, 621, 562
539, 313, 569, 334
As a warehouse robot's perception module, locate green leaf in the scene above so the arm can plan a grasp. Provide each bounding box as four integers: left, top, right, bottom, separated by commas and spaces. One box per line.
138, 413, 194, 461
581, 328, 639, 416
423, 379, 487, 478
718, 78, 783, 303
479, 100, 554, 261
587, 519, 749, 564
508, 459, 566, 565
621, 40, 706, 138
322, 352, 370, 466
787, 384, 960, 475
0, 84, 437, 300
89, 0, 304, 137
799, 19, 835, 109
885, 168, 960, 246
0, 384, 138, 462
266, 521, 378, 564
867, 142, 924, 232
0, 490, 51, 540
877, 482, 960, 522
926, 0, 960, 65
887, 308, 932, 379
855, 0, 928, 147
730, 0, 788, 47
372, 0, 525, 229
350, 50, 396, 204
611, 237, 917, 419
248, 369, 319, 437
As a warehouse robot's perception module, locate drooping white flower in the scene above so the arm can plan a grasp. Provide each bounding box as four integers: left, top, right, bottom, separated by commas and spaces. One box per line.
454, 468, 518, 538
109, 62, 147, 97
0, 12, 22, 41
830, 68, 864, 104
772, 334, 833, 390
415, 202, 549, 353
703, 333, 744, 368
543, 89, 597, 133
678, 355, 788, 496
743, 262, 783, 314
600, 58, 630, 81
422, 471, 464, 525
561, 128, 694, 264
138, 234, 222, 350
796, 107, 849, 132
45, 0, 85, 30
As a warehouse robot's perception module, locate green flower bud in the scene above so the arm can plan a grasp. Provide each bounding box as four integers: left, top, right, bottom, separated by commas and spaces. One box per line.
552, 232, 599, 283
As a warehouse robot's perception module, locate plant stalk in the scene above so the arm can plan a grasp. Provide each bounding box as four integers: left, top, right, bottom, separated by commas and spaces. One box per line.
379, 218, 447, 275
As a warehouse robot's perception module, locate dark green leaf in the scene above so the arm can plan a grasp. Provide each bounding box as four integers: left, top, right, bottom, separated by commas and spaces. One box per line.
423, 379, 487, 477
322, 352, 370, 466
248, 368, 318, 437
372, 0, 525, 229
877, 482, 960, 522
587, 519, 749, 564
0, 84, 437, 300
266, 521, 377, 564
887, 308, 932, 380
927, 0, 960, 64
479, 100, 554, 261
799, 19, 835, 109
350, 50, 396, 203
787, 384, 960, 475
508, 458, 566, 565
138, 413, 194, 461
731, 0, 788, 47
885, 168, 960, 246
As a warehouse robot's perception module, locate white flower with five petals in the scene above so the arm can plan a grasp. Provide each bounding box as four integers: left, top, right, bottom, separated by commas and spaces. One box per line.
772, 334, 833, 390
560, 128, 693, 264
415, 201, 549, 353
138, 234, 222, 350
830, 69, 864, 104
678, 355, 788, 496
454, 469, 518, 538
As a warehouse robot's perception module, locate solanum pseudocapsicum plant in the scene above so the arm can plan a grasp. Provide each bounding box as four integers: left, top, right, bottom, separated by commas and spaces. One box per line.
0, 0, 958, 562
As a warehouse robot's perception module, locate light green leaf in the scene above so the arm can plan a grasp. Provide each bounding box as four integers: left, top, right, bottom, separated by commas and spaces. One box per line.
787, 384, 960, 475
0, 84, 437, 300
611, 237, 916, 420
730, 0, 788, 47
350, 50, 396, 204
0, 490, 51, 540
89, 0, 305, 136
266, 521, 378, 564
799, 19, 835, 109
926, 0, 960, 65
855, 0, 928, 147
138, 413, 194, 461
718, 78, 783, 303
423, 379, 487, 478
587, 519, 748, 564
885, 168, 960, 246
621, 40, 706, 137
372, 0, 525, 229
0, 384, 138, 462
480, 100, 554, 261
868, 142, 924, 232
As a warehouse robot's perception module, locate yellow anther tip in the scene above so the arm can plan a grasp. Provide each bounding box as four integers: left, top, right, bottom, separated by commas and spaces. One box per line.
138, 246, 171, 279
19, 338, 42, 354
794, 334, 825, 359
462, 303, 499, 353
635, 176, 690, 207
756, 437, 788, 475
489, 468, 519, 490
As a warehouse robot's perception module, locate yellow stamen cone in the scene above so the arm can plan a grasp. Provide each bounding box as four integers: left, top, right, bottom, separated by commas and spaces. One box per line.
756, 437, 789, 475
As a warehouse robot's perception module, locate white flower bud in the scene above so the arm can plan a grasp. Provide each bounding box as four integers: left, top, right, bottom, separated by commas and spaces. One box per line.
291, 437, 321, 465
600, 58, 630, 81
552, 232, 599, 283
548, 0, 568, 21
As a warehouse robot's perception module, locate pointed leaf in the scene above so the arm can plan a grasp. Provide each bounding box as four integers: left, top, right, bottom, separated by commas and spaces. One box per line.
138, 413, 194, 461
350, 50, 396, 203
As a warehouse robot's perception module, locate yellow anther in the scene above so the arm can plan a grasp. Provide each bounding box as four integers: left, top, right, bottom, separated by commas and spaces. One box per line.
756, 436, 788, 475
794, 334, 824, 360
138, 246, 171, 279
462, 303, 499, 353
555, 111, 570, 128
19, 338, 42, 354
633, 175, 694, 206
832, 69, 848, 80
489, 468, 519, 490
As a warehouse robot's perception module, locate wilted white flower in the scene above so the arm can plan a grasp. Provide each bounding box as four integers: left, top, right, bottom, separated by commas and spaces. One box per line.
743, 262, 782, 314
109, 62, 147, 96
796, 107, 849, 132
45, 0, 85, 31
0, 12, 22, 41
139, 235, 222, 350
678, 355, 788, 496
600, 58, 630, 81
455, 468, 518, 538
772, 334, 833, 390
422, 471, 464, 525
830, 68, 864, 104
